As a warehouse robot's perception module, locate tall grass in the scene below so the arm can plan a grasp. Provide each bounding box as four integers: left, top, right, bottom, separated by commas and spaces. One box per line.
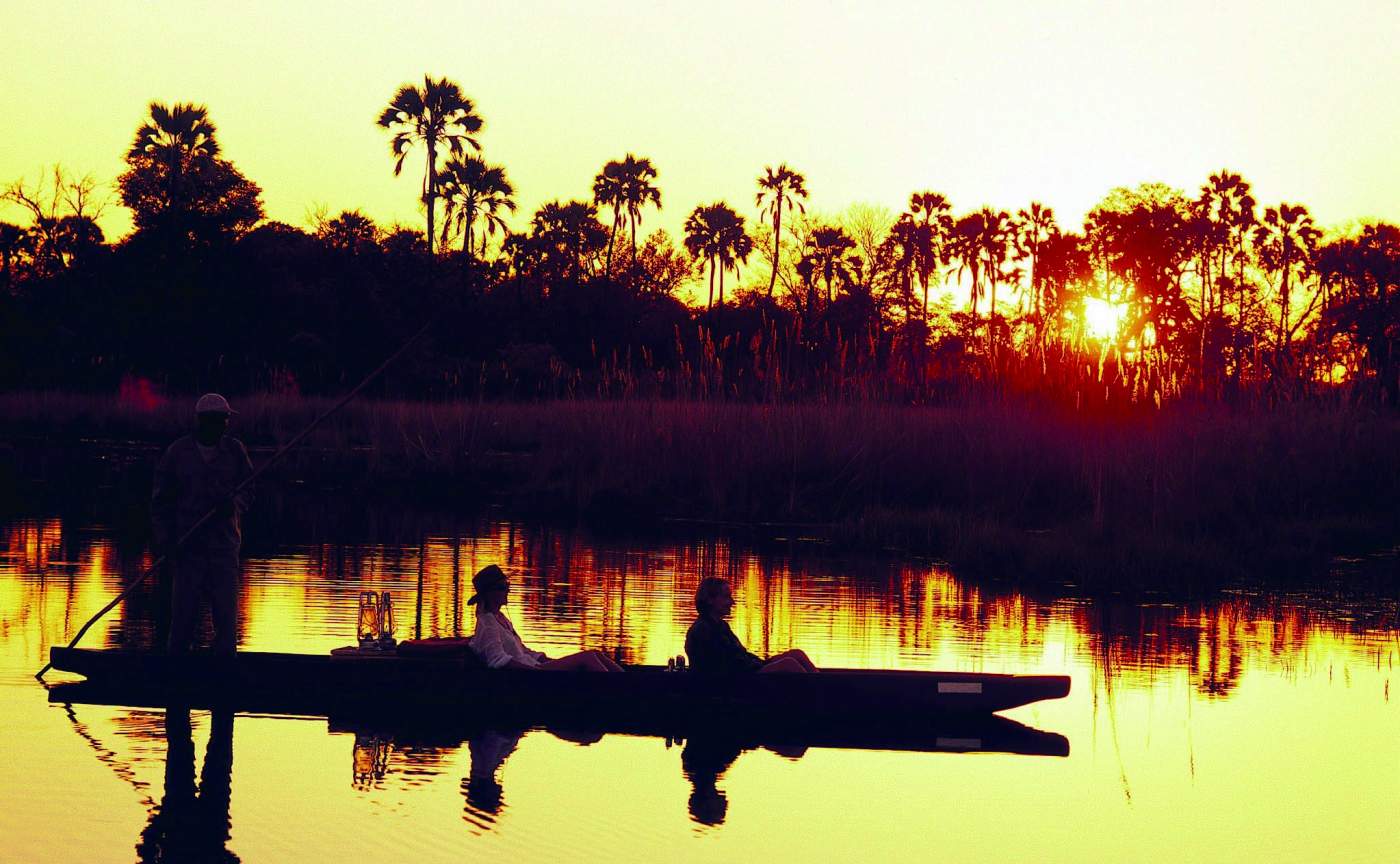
2, 391, 1396, 585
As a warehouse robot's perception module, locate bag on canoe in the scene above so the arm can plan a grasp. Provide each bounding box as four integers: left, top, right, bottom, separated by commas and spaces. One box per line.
397, 637, 484, 667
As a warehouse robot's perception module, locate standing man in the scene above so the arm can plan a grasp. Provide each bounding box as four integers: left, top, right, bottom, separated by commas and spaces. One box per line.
151, 393, 254, 655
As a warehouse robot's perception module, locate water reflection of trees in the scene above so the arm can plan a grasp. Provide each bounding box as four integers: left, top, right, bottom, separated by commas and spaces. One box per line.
4, 517, 1395, 700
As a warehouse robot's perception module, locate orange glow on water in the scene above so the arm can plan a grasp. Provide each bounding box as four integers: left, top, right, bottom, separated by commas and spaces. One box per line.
3, 517, 1397, 862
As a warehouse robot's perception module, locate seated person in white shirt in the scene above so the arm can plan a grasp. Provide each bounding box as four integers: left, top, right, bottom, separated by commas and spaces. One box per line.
468, 565, 625, 672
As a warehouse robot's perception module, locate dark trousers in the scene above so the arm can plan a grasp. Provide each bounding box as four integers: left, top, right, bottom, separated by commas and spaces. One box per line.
167, 549, 239, 655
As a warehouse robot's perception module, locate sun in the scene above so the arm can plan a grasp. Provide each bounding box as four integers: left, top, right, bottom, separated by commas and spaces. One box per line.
1083, 297, 1126, 342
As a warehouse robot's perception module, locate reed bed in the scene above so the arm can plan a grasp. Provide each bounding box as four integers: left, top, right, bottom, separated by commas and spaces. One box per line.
2, 391, 1396, 585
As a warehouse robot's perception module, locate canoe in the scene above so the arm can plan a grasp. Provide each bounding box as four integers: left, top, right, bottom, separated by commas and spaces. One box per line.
47, 646, 1072, 720
47, 679, 1069, 758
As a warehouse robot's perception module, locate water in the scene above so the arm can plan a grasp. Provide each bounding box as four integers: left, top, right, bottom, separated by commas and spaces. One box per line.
2, 515, 1397, 862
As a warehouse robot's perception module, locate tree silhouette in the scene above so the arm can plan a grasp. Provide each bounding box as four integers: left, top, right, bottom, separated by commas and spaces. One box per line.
907, 192, 953, 318
377, 76, 483, 256
594, 155, 661, 279
1013, 203, 1058, 321
684, 203, 752, 309
756, 165, 807, 299
0, 222, 30, 291
316, 209, 381, 255
1317, 223, 1400, 403
951, 212, 987, 319
528, 200, 608, 281
1255, 203, 1321, 371
126, 102, 219, 223
806, 225, 859, 305
438, 155, 515, 259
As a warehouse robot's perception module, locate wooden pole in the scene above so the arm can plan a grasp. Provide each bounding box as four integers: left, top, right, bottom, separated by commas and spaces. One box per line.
36, 319, 433, 680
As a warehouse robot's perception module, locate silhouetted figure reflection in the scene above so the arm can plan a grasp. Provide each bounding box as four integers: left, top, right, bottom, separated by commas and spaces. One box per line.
137, 706, 238, 863
681, 735, 744, 825
460, 726, 605, 828
680, 733, 810, 826
462, 727, 522, 817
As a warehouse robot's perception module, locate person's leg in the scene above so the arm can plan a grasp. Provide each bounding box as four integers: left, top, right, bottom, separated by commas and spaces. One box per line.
757, 655, 809, 674
166, 555, 199, 654
781, 649, 818, 672
539, 651, 622, 672
207, 554, 239, 657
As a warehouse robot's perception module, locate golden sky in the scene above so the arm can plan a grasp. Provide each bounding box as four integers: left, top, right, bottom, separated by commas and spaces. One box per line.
4, 1, 1399, 251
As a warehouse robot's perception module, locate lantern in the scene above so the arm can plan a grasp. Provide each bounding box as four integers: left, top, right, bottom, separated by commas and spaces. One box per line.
357, 591, 379, 647
378, 591, 396, 648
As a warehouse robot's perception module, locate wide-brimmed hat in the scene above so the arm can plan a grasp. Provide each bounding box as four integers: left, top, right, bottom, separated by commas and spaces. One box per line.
195, 393, 237, 416
466, 565, 509, 605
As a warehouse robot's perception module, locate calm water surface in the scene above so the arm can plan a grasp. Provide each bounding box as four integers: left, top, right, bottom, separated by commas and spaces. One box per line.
1, 515, 1397, 863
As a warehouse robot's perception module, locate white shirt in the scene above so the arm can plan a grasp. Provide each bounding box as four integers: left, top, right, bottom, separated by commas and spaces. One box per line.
471, 610, 547, 669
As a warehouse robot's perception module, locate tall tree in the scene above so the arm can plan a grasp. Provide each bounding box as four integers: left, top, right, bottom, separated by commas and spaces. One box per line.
438, 155, 515, 259
907, 192, 952, 317
951, 212, 987, 318
1012, 202, 1058, 318
1317, 223, 1400, 405
127, 102, 219, 223
756, 165, 808, 299
1255, 203, 1321, 371
976, 207, 1013, 321
377, 76, 483, 255
806, 226, 859, 305
684, 203, 753, 309
529, 200, 608, 280
593, 155, 661, 278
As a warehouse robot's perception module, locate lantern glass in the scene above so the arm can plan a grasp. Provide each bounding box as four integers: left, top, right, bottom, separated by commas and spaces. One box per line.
357, 591, 379, 646
378, 591, 396, 646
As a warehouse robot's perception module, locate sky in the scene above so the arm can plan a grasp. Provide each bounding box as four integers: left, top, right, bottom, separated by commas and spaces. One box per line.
4, 0, 1399, 258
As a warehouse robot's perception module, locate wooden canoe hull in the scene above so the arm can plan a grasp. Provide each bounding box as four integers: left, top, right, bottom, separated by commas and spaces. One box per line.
47, 681, 1070, 758
48, 646, 1072, 720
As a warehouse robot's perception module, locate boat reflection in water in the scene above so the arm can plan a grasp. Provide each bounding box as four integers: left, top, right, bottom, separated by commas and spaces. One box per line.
322, 709, 1070, 831
136, 707, 238, 863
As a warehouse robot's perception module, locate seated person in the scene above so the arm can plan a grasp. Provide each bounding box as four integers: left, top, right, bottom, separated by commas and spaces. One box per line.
468, 565, 624, 672
684, 577, 817, 674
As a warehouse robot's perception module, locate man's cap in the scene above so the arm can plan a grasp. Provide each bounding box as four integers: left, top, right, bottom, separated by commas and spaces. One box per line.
466, 565, 509, 605
195, 393, 237, 416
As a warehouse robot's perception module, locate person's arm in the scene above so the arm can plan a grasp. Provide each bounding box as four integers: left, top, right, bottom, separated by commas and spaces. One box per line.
230, 438, 254, 515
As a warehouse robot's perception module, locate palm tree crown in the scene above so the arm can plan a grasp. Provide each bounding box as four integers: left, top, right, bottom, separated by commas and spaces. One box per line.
376, 76, 483, 255
756, 164, 808, 299
684, 203, 753, 309
593, 154, 661, 277
438, 155, 515, 258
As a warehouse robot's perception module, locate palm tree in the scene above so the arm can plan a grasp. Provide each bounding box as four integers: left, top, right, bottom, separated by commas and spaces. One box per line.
377, 76, 483, 255
1012, 202, 1058, 318
976, 208, 1013, 320
438, 155, 515, 259
951, 213, 986, 318
756, 165, 808, 299
1255, 203, 1321, 370
592, 154, 661, 278
684, 203, 753, 309
127, 101, 220, 220
879, 216, 920, 315
906, 192, 952, 317
806, 226, 858, 305
531, 200, 608, 280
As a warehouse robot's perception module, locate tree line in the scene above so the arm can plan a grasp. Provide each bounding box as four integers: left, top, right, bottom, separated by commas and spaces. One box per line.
2, 74, 1397, 408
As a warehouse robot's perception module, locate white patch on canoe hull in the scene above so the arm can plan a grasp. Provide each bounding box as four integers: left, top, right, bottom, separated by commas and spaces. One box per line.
937, 681, 984, 694
935, 737, 983, 749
